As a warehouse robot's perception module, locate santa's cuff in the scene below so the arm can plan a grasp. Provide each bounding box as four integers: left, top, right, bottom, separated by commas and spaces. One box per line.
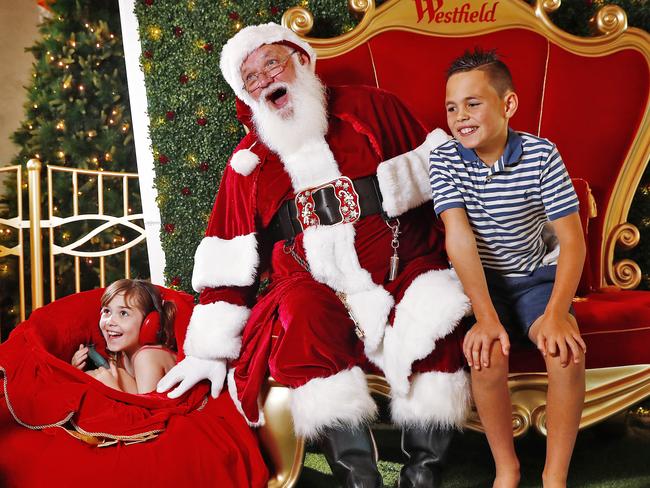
377, 128, 450, 217
183, 301, 250, 360
191, 233, 258, 292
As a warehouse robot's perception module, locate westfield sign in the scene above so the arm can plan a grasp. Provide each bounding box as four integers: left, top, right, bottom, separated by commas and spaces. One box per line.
414, 0, 500, 24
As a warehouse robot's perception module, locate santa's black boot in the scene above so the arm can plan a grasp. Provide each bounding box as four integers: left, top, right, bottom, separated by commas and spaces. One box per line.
320, 425, 383, 488
398, 426, 453, 488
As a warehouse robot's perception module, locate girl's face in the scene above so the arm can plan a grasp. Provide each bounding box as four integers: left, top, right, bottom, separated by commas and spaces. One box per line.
99, 292, 145, 355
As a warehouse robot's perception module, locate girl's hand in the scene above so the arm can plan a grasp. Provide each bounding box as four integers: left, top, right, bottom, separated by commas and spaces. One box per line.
71, 344, 88, 370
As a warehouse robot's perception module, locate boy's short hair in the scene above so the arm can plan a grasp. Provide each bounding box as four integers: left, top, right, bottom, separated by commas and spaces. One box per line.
446, 48, 514, 96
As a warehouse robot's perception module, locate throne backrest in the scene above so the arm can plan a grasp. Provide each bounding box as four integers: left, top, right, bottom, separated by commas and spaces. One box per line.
286, 0, 650, 292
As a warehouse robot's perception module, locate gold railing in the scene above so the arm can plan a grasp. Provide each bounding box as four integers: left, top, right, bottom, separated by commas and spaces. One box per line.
0, 165, 27, 325
0, 160, 146, 340
44, 164, 145, 302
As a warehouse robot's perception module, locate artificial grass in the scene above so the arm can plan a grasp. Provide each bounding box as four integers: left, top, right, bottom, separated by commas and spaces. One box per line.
297, 418, 650, 487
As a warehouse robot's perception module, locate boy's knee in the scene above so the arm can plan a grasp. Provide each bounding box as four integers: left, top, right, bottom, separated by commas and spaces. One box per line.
545, 353, 585, 378
472, 347, 509, 384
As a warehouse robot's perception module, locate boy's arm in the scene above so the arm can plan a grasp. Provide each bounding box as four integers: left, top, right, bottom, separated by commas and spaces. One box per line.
440, 207, 510, 370
529, 212, 587, 366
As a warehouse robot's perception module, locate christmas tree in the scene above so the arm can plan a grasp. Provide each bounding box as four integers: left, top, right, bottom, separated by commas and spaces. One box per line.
0, 0, 145, 338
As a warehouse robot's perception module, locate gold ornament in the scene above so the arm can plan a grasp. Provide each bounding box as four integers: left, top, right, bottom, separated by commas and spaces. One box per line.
147, 25, 163, 41
186, 154, 198, 167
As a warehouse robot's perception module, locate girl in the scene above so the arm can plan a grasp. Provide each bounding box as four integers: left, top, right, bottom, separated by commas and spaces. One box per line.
71, 279, 177, 394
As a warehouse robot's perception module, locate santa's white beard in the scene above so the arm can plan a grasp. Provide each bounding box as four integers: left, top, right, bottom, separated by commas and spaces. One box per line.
251, 64, 329, 161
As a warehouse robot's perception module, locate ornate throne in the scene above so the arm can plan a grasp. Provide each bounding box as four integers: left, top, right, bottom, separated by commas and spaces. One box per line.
258, 1, 650, 486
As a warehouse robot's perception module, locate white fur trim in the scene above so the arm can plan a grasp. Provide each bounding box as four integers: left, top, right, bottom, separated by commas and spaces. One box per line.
191, 234, 259, 292
227, 368, 265, 427
183, 302, 250, 360
345, 286, 393, 355
230, 148, 260, 176
303, 224, 393, 358
279, 138, 341, 191
289, 367, 377, 440
391, 370, 470, 428
219, 22, 317, 106
383, 269, 471, 396
377, 128, 451, 217
303, 224, 375, 293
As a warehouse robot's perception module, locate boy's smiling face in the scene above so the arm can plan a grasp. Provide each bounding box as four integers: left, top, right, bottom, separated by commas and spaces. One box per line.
445, 69, 517, 165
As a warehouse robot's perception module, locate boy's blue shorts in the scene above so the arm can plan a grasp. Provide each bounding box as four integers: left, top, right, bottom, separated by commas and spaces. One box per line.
477, 265, 575, 342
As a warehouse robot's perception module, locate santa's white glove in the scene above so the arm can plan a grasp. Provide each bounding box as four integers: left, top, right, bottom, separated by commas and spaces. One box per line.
156, 356, 226, 399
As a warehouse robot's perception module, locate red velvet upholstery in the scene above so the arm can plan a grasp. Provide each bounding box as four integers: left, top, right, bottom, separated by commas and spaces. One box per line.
511, 290, 650, 372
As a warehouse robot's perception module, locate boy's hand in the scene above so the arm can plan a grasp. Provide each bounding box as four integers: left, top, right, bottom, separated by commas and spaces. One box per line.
463, 318, 510, 370
71, 344, 88, 370
529, 313, 586, 367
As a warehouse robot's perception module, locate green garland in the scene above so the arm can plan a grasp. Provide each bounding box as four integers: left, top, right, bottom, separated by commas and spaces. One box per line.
135, 0, 650, 293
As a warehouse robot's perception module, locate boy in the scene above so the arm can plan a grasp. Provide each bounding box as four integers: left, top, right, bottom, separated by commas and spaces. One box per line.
429, 49, 587, 488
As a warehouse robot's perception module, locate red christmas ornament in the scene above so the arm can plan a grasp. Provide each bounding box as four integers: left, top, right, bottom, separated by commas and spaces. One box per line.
158, 154, 169, 165
170, 276, 181, 286
143, 0, 153, 6
228, 11, 240, 20
164, 223, 175, 233
197, 117, 207, 126
199, 161, 210, 172
179, 74, 189, 84
270, 6, 279, 15
143, 50, 153, 59
203, 43, 213, 53
218, 92, 227, 102
166, 110, 176, 121
173, 26, 183, 37
181, 187, 192, 195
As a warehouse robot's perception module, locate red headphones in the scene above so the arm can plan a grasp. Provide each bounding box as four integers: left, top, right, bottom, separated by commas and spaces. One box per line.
139, 311, 161, 346
138, 284, 164, 346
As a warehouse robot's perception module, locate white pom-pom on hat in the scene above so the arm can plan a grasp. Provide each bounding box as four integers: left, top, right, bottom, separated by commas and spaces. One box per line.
230, 148, 261, 176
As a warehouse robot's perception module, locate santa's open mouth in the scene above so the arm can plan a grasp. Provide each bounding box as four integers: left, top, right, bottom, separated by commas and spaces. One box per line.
266, 87, 288, 108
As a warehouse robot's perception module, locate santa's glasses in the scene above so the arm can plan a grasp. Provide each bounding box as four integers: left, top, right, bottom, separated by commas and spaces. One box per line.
243, 50, 297, 93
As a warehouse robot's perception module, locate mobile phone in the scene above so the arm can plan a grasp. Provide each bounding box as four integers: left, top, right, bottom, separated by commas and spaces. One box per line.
86, 343, 109, 369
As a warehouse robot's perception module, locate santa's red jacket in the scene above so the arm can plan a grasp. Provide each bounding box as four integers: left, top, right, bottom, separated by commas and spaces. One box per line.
186, 85, 471, 436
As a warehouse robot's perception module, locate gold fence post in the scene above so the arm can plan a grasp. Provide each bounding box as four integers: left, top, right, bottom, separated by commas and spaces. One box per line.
27, 159, 44, 311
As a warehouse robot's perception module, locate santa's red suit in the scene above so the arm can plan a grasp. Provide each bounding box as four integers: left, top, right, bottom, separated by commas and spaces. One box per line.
186, 81, 471, 438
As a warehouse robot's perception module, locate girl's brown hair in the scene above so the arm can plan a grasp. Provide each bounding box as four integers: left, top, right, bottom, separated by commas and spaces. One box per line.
101, 279, 177, 350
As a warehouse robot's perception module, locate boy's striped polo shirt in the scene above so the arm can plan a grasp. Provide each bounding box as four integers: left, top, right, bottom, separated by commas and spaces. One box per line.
429, 129, 579, 276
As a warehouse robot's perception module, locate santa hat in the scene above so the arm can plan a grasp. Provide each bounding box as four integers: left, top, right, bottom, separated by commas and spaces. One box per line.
219, 22, 317, 107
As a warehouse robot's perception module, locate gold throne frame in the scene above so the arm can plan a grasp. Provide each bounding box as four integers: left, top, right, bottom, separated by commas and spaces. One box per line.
258, 1, 650, 486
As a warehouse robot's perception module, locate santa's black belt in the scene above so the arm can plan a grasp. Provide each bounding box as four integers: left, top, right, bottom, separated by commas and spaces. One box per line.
269, 175, 383, 242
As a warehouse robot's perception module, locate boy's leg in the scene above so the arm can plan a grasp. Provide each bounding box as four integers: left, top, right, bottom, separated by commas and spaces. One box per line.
530, 314, 585, 488
519, 267, 586, 488
471, 342, 520, 488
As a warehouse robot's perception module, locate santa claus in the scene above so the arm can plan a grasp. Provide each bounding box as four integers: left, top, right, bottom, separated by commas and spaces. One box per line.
158, 23, 471, 488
